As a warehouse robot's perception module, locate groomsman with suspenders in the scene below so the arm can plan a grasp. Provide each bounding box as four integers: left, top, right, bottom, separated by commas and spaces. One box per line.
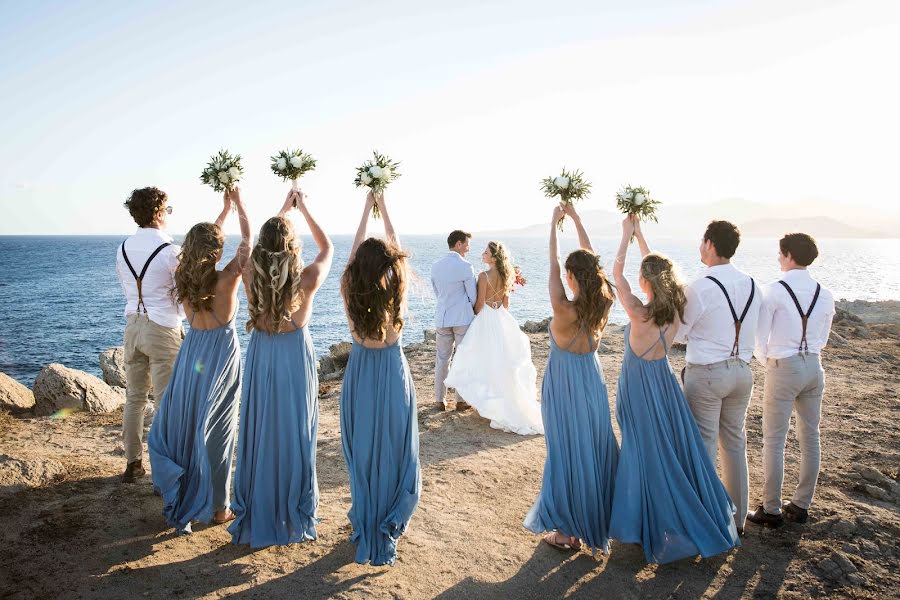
676, 220, 762, 534
115, 187, 185, 482
748, 233, 835, 527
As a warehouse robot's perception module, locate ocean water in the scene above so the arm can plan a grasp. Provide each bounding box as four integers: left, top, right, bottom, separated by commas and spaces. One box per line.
1, 234, 898, 386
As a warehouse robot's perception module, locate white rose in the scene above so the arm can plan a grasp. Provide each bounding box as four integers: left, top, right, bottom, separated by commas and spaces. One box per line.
554, 176, 570, 190
379, 167, 391, 180
289, 156, 303, 168
218, 171, 230, 183
368, 165, 383, 178
360, 173, 373, 185
276, 157, 287, 171
228, 167, 240, 180
634, 193, 645, 206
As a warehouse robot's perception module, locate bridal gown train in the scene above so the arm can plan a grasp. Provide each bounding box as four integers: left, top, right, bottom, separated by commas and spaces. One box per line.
444, 305, 544, 435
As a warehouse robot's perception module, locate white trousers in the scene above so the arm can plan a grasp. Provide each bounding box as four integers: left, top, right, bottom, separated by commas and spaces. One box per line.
434, 325, 468, 402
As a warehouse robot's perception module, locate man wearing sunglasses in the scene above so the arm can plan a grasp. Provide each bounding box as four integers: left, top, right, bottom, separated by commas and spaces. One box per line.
115, 187, 185, 483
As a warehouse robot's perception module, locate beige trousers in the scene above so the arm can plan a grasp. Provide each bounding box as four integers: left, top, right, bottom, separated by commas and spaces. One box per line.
762, 353, 825, 514
684, 357, 754, 529
123, 314, 183, 463
435, 325, 469, 403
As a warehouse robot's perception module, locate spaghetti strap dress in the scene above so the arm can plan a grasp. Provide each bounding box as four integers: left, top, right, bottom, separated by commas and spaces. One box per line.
228, 318, 320, 548
523, 325, 619, 554
340, 335, 421, 566
148, 308, 241, 534
610, 323, 740, 563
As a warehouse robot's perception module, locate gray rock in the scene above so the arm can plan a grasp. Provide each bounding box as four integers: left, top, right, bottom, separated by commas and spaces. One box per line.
0, 372, 35, 411
99, 347, 127, 388
832, 519, 856, 537
846, 573, 868, 587
318, 356, 336, 376
859, 540, 880, 556
857, 466, 900, 498
32, 364, 126, 416
817, 558, 842, 580
321, 370, 344, 382
828, 332, 849, 347
0, 454, 65, 496
830, 551, 857, 574
328, 341, 352, 370
522, 317, 551, 334
858, 483, 894, 503
423, 329, 436, 343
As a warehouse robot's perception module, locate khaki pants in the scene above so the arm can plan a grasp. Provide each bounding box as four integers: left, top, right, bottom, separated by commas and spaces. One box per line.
684, 358, 754, 529
762, 353, 825, 514
123, 314, 183, 463
435, 325, 468, 403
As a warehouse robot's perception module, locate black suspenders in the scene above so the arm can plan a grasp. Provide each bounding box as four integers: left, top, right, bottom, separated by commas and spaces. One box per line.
778, 280, 821, 353
706, 275, 755, 358
121, 241, 171, 313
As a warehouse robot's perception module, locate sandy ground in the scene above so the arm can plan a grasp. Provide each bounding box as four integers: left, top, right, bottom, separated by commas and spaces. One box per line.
1, 306, 898, 599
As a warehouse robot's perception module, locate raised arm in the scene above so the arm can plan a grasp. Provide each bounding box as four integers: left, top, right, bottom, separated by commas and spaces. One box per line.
377, 192, 401, 250
222, 188, 252, 277
633, 218, 651, 258
613, 215, 644, 321
347, 192, 375, 264
213, 191, 231, 229
295, 189, 334, 292
549, 204, 568, 312
563, 203, 593, 253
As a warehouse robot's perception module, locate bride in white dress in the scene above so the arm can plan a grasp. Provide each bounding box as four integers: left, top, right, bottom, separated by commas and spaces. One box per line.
444, 241, 544, 435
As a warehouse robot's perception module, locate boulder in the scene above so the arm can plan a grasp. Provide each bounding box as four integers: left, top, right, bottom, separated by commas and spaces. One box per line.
328, 342, 352, 370
423, 329, 436, 343
99, 347, 127, 388
0, 372, 35, 411
33, 364, 125, 416
522, 317, 551, 334
0, 454, 66, 496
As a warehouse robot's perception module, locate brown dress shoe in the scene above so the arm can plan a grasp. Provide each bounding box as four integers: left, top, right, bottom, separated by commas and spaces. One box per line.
121, 460, 146, 483
456, 400, 471, 411
435, 400, 448, 411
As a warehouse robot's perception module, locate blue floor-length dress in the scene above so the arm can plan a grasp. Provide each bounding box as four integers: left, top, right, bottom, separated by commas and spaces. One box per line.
148, 310, 241, 534
340, 336, 421, 566
228, 322, 320, 548
523, 327, 619, 554
610, 324, 740, 563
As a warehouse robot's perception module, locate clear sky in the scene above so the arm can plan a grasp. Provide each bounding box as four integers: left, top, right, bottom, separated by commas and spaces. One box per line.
1, 0, 898, 235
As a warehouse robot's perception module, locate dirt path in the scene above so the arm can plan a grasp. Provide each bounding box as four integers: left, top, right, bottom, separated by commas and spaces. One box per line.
1, 318, 898, 599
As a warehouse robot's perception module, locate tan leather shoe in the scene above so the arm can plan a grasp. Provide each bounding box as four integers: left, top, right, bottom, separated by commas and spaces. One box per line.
456, 400, 471, 412
121, 460, 146, 483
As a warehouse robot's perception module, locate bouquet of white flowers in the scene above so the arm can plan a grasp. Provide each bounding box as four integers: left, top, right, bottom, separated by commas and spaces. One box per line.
271, 149, 316, 191
354, 151, 401, 219
615, 185, 660, 241
200, 150, 243, 194
541, 168, 591, 231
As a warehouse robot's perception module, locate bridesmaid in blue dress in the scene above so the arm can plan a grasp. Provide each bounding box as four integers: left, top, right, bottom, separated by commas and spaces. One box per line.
149, 188, 251, 533
524, 203, 619, 554
228, 189, 334, 548
609, 215, 740, 563
340, 191, 421, 566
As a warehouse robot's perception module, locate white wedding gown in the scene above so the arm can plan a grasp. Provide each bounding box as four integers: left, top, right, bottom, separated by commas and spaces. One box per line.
444, 304, 544, 435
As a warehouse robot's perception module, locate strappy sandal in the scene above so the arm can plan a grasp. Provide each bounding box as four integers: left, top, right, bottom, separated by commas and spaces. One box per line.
543, 532, 581, 551
212, 509, 236, 524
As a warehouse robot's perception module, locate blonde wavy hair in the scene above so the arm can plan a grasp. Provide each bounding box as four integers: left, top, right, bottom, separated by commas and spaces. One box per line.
487, 241, 514, 293
174, 222, 224, 313
246, 217, 305, 333
565, 249, 615, 336
640, 253, 687, 327
342, 238, 409, 342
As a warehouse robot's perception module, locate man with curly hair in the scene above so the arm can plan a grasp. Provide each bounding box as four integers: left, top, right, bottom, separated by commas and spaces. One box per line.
115, 187, 184, 483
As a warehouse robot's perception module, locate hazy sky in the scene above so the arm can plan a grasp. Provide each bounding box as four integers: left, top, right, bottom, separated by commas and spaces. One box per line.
1, 0, 898, 235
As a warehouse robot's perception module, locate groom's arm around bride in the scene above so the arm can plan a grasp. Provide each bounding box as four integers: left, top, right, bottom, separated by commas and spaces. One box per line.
431, 230, 477, 411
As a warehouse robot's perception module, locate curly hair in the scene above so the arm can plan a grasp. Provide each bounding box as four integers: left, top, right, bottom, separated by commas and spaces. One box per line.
246, 217, 305, 333
124, 187, 167, 228
342, 238, 409, 342
487, 241, 514, 293
640, 253, 687, 327
565, 249, 614, 336
174, 222, 224, 313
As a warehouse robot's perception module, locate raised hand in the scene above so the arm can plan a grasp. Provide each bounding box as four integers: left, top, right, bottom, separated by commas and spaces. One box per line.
552, 203, 565, 225
622, 214, 636, 237
279, 190, 298, 216
563, 202, 579, 219
293, 189, 306, 211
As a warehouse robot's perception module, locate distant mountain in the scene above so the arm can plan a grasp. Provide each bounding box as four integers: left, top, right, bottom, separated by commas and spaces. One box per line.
479, 199, 897, 239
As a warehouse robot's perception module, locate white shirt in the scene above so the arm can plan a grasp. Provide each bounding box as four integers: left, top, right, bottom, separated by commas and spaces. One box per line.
675, 263, 762, 365
755, 268, 835, 361
115, 228, 184, 329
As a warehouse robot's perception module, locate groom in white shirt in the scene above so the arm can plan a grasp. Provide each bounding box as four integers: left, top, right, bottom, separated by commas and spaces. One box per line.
748, 233, 835, 528
431, 230, 477, 411
676, 220, 762, 534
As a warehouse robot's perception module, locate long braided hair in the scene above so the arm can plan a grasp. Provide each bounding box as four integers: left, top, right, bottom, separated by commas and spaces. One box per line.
246, 216, 305, 332
564, 249, 614, 335
342, 238, 409, 341
174, 222, 224, 312
486, 241, 514, 293
640, 253, 686, 327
